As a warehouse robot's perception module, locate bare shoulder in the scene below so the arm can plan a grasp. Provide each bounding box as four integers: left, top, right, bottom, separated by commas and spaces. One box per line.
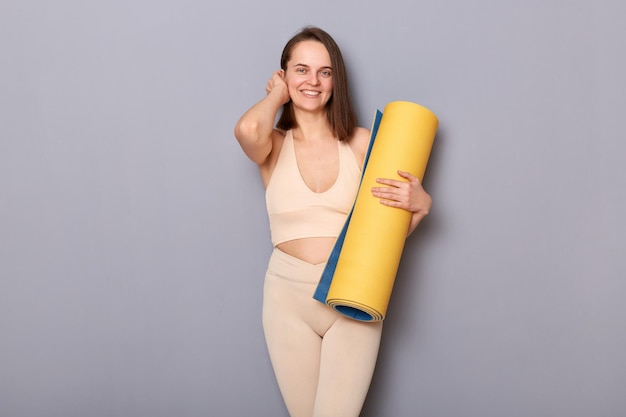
347, 127, 372, 167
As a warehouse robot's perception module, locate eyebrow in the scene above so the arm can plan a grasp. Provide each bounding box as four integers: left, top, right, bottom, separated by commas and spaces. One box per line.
293, 63, 333, 70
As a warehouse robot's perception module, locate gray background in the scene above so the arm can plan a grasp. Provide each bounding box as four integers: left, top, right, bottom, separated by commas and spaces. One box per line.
1, 0, 624, 416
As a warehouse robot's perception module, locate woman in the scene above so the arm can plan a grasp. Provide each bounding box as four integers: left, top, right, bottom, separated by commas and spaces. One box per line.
234, 26, 432, 417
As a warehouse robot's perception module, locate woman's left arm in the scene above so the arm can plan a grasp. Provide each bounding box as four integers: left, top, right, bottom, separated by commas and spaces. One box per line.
371, 170, 432, 237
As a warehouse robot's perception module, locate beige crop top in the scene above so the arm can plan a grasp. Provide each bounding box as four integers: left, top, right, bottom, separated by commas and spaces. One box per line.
265, 130, 362, 246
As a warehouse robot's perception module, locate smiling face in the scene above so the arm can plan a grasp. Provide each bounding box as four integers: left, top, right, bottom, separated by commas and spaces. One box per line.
283, 40, 333, 114
276, 27, 356, 140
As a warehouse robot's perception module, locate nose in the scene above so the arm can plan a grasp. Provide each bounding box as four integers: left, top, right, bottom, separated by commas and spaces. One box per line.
307, 72, 321, 86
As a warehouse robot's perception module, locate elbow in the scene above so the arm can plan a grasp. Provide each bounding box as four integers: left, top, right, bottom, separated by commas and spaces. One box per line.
234, 119, 260, 143
234, 120, 271, 165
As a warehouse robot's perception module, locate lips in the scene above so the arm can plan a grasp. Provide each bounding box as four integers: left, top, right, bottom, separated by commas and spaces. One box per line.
301, 90, 321, 97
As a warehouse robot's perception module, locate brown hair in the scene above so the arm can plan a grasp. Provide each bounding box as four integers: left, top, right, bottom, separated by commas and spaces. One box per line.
276, 26, 357, 141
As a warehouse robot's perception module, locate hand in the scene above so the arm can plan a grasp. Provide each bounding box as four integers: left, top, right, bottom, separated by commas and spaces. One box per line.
265, 70, 290, 105
371, 170, 432, 215
371, 170, 432, 236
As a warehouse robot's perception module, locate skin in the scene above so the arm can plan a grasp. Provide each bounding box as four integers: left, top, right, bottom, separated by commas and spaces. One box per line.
235, 40, 432, 264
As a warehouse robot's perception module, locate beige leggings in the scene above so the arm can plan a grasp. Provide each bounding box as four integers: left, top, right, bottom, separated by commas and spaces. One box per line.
262, 248, 383, 417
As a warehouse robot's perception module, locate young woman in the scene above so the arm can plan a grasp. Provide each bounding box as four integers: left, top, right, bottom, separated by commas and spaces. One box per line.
234, 26, 432, 417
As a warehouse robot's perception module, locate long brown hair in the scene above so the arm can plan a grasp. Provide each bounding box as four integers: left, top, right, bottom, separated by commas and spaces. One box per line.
276, 26, 357, 141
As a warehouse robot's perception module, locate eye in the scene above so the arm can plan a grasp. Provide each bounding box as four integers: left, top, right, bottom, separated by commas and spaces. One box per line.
295, 67, 307, 74
320, 70, 332, 78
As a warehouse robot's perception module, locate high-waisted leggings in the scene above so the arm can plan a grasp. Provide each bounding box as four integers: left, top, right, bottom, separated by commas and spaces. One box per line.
262, 248, 383, 417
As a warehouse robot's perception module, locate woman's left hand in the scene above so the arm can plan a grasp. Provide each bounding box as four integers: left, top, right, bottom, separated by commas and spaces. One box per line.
371, 170, 432, 236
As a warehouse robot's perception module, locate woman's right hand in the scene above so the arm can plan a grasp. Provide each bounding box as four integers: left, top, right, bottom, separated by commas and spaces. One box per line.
265, 70, 290, 105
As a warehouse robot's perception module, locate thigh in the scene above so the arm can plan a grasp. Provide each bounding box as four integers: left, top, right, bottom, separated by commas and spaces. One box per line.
263, 307, 321, 417
313, 318, 383, 417
262, 251, 328, 417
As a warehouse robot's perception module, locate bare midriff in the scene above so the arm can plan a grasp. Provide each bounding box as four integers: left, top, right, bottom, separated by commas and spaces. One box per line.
276, 237, 336, 265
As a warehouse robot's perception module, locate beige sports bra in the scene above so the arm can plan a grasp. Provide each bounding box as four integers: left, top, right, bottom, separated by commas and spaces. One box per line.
265, 130, 362, 246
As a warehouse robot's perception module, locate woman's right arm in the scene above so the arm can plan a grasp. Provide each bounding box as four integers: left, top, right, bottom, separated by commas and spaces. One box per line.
234, 70, 290, 165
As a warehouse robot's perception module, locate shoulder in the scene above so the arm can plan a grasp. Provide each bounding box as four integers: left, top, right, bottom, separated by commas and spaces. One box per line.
347, 127, 371, 167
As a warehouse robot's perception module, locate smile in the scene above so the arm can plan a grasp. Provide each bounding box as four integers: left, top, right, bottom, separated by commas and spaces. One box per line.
302, 90, 321, 97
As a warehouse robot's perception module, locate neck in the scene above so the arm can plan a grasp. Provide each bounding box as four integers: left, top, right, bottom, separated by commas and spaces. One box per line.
292, 110, 334, 142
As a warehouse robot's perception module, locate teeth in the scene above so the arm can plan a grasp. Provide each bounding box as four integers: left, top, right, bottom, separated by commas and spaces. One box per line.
303, 90, 320, 97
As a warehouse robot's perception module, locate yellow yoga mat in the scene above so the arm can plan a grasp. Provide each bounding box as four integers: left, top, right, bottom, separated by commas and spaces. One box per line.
313, 101, 438, 321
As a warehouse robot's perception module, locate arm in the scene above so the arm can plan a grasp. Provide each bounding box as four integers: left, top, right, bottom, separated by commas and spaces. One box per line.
234, 70, 290, 165
370, 170, 432, 237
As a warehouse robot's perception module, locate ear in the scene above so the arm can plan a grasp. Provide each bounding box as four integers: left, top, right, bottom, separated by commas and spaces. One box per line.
279, 69, 285, 78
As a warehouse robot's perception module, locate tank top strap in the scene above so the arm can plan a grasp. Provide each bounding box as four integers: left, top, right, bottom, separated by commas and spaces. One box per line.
267, 130, 299, 191
338, 138, 362, 175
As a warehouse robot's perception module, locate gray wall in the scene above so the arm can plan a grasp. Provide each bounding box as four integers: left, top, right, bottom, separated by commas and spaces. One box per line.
1, 1, 624, 416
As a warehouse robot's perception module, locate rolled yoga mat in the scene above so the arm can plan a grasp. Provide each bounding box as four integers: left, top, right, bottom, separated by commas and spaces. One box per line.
313, 101, 438, 321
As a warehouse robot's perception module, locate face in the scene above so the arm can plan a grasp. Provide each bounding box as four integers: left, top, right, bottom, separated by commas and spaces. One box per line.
283, 40, 333, 113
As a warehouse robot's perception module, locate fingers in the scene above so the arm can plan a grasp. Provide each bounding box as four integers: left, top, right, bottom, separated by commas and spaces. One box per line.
266, 71, 290, 104
370, 170, 429, 213
266, 70, 284, 92
371, 182, 408, 207
371, 186, 399, 198
375, 170, 419, 186
378, 198, 403, 208
375, 177, 403, 188
397, 170, 419, 182
372, 172, 409, 197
